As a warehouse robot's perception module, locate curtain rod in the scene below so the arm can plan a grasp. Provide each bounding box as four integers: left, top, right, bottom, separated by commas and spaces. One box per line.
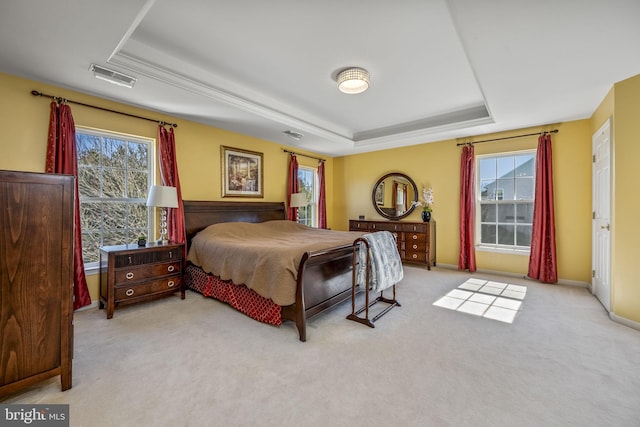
31, 90, 178, 128
456, 129, 558, 146
283, 149, 325, 162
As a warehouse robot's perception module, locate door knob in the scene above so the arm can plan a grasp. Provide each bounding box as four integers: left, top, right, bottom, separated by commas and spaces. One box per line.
600, 224, 610, 230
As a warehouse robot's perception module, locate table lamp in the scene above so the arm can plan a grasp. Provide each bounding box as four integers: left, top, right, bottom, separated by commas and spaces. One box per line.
146, 185, 178, 244
289, 192, 307, 222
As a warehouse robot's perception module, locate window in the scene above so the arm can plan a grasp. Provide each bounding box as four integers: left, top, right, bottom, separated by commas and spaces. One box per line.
477, 151, 535, 251
76, 127, 154, 267
297, 166, 317, 227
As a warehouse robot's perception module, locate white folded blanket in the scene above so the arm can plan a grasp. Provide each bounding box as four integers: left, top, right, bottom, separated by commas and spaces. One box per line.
356, 231, 404, 292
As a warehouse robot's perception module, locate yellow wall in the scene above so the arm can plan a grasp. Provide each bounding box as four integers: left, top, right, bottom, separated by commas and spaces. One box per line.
335, 121, 593, 283
610, 74, 640, 322
3, 70, 632, 320
0, 72, 332, 301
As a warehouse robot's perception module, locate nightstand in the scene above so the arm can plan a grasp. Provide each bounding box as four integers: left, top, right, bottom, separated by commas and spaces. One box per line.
99, 243, 185, 318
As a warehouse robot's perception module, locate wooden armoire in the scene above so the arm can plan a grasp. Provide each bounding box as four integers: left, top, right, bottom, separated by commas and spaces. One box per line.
0, 170, 74, 396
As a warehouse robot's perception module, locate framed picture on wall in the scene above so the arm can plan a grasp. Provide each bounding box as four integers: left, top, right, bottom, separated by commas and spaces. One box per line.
221, 145, 263, 198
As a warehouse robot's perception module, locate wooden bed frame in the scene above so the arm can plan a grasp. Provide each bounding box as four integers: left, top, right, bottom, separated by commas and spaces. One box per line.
183, 200, 357, 342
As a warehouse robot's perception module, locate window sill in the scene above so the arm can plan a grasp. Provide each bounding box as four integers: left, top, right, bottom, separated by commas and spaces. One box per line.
476, 245, 530, 256
84, 265, 100, 276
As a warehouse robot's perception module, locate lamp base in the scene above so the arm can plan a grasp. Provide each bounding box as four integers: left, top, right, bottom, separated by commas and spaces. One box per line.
157, 208, 169, 245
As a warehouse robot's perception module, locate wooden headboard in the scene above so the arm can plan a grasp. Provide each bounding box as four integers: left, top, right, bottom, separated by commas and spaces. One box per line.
183, 200, 286, 248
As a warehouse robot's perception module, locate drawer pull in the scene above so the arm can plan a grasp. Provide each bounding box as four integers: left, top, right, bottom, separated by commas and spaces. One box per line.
125, 288, 135, 297
412, 235, 418, 240
168, 265, 175, 273
167, 280, 175, 288
413, 244, 418, 249
125, 272, 134, 280
412, 254, 418, 259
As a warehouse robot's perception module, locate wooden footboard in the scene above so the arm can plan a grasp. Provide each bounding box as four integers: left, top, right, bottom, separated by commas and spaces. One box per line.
282, 244, 356, 341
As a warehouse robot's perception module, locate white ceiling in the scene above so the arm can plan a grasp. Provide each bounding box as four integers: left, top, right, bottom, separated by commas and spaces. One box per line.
1, 0, 639, 157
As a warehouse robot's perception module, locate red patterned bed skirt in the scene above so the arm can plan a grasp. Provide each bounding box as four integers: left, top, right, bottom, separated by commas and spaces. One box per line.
184, 263, 282, 326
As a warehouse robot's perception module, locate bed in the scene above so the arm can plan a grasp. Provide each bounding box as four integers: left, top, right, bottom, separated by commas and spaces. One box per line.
183, 200, 363, 341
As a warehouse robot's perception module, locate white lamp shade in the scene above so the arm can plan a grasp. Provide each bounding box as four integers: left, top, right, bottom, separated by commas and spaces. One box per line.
146, 185, 178, 208
289, 193, 307, 208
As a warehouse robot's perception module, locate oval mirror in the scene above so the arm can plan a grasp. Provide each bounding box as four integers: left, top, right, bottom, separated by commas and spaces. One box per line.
372, 172, 418, 220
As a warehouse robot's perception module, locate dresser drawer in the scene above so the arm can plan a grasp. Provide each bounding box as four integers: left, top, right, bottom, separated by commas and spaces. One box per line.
349, 221, 370, 231
406, 240, 426, 252
405, 232, 426, 244
114, 261, 182, 284
114, 248, 182, 268
370, 222, 403, 232
403, 223, 428, 233
348, 219, 435, 269
405, 252, 427, 262
115, 275, 181, 301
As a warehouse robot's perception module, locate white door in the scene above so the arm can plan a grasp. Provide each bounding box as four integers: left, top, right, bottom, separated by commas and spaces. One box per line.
592, 119, 612, 311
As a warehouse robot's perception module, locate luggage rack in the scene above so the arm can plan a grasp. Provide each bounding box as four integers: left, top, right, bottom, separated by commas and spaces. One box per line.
347, 235, 401, 328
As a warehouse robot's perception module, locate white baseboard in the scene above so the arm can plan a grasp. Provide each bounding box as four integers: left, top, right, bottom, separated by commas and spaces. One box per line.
75, 300, 99, 311
434, 263, 589, 288
610, 312, 640, 332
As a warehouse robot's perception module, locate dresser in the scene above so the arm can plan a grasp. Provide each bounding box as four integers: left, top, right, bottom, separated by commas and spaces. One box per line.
349, 219, 436, 269
1, 170, 74, 396
99, 243, 185, 318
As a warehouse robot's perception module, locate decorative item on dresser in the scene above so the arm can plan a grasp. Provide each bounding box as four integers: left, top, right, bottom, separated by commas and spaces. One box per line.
1, 170, 74, 396
349, 219, 436, 269
99, 243, 185, 319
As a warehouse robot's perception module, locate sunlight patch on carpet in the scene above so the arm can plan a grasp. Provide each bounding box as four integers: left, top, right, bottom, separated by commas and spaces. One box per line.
433, 278, 526, 323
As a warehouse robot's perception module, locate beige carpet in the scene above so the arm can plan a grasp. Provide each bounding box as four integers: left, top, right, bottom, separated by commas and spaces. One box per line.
3, 266, 640, 427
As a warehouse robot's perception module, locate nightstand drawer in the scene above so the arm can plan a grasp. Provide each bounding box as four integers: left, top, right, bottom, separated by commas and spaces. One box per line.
114, 261, 182, 283
114, 248, 182, 267
115, 275, 181, 301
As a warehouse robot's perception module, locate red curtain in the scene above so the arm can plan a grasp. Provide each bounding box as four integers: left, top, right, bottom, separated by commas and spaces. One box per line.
458, 145, 477, 272
45, 101, 91, 309
528, 134, 558, 283
158, 126, 186, 244
317, 161, 327, 228
392, 182, 398, 213
287, 154, 299, 221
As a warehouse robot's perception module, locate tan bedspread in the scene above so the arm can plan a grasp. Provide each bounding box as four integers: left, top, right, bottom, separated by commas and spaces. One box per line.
187, 220, 363, 306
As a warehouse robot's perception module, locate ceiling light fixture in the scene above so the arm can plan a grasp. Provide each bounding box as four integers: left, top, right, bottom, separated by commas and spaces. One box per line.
89, 64, 137, 88
337, 67, 370, 94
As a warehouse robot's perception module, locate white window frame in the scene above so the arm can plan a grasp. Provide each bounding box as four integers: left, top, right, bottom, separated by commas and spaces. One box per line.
297, 166, 318, 227
476, 149, 536, 255
76, 126, 155, 273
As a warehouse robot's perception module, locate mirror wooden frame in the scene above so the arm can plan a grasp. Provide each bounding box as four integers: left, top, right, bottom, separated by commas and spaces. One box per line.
371, 172, 418, 220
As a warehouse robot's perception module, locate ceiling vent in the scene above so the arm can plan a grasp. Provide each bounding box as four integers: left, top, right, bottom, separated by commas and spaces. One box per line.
89, 64, 137, 88
283, 130, 304, 141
